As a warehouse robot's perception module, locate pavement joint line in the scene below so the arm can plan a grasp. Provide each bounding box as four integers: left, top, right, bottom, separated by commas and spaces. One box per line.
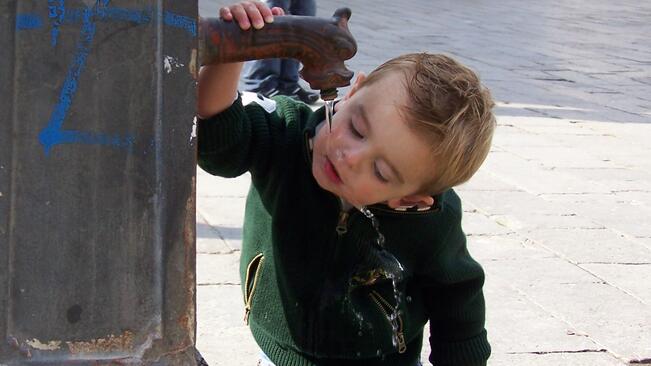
498, 278, 618, 360
537, 191, 616, 196
481, 256, 557, 262
467, 232, 516, 237
629, 358, 651, 364
199, 194, 247, 198
197, 282, 241, 286
471, 223, 648, 303
197, 249, 239, 255
459, 189, 524, 192
522, 235, 650, 305
505, 348, 608, 355
577, 262, 651, 266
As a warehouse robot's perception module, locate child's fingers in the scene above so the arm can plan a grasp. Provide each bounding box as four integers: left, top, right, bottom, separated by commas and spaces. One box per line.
253, 1, 274, 23
229, 4, 251, 30
242, 1, 265, 29
219, 7, 233, 21
270, 7, 285, 16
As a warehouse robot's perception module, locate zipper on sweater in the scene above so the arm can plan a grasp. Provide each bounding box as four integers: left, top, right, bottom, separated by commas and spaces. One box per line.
243, 253, 265, 325
335, 211, 349, 235
369, 290, 407, 354
335, 197, 356, 236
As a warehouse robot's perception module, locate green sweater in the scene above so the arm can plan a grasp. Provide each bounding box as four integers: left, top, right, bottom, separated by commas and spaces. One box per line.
197, 95, 490, 366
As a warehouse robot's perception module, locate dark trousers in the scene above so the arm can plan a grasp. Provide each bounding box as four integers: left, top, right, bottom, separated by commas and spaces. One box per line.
241, 0, 317, 93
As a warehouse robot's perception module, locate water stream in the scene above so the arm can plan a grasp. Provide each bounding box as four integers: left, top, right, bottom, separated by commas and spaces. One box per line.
324, 99, 334, 131
356, 206, 405, 350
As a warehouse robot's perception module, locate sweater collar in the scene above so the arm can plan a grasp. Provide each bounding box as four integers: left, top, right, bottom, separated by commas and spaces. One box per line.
302, 105, 442, 216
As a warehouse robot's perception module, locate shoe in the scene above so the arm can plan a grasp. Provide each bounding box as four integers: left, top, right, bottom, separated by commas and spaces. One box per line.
281, 85, 320, 104
256, 87, 280, 99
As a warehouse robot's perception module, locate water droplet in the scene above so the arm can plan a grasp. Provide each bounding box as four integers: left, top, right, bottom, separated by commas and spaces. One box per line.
358, 331, 363, 336
356, 351, 361, 357
406, 296, 412, 302
325, 100, 334, 131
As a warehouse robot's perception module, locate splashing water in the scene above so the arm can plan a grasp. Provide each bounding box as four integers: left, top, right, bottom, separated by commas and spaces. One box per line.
358, 206, 405, 349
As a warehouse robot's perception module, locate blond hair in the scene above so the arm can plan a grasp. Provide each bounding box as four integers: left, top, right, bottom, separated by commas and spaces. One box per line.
362, 53, 496, 195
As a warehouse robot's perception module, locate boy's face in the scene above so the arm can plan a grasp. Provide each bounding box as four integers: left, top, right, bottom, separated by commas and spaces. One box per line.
311, 72, 436, 209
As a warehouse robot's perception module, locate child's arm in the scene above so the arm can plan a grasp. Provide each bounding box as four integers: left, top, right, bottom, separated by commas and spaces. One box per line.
196, 2, 284, 118
422, 194, 491, 366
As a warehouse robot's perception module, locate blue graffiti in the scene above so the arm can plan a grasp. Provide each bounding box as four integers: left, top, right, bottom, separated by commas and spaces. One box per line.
17, 7, 197, 37
97, 5, 153, 24
16, 14, 43, 30
39, 1, 135, 155
163, 11, 197, 37
26, 1, 196, 155
48, 0, 65, 46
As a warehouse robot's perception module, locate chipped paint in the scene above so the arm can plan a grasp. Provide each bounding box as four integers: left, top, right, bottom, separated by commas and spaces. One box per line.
190, 116, 197, 142
164, 55, 184, 74
26, 338, 62, 351
66, 331, 134, 354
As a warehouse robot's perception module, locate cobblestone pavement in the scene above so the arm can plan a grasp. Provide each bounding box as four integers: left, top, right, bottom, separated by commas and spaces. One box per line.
196, 1, 651, 365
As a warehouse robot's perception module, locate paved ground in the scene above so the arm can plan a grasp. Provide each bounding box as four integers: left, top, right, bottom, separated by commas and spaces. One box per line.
196, 0, 651, 365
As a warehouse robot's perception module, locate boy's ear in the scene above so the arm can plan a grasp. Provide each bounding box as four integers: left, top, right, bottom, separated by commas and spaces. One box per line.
386, 195, 435, 210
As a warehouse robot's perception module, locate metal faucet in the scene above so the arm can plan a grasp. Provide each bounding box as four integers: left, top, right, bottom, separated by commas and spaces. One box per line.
197, 8, 358, 103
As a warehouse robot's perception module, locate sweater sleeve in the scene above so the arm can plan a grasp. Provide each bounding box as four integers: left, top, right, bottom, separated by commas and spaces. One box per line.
421, 197, 491, 366
197, 94, 274, 178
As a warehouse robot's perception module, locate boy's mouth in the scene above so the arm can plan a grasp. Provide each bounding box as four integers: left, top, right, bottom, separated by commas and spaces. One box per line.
324, 156, 342, 184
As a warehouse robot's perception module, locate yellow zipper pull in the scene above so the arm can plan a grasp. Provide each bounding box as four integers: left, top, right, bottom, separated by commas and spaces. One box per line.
336, 211, 349, 235
397, 330, 407, 353
244, 307, 251, 325
370, 291, 407, 354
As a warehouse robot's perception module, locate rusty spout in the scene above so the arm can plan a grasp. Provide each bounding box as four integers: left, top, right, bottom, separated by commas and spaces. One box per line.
198, 8, 357, 101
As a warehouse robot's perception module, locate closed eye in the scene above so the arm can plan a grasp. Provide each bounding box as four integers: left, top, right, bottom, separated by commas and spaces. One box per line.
374, 163, 389, 183
349, 121, 363, 138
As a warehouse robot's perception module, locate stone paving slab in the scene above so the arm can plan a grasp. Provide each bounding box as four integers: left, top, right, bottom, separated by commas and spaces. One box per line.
197, 212, 234, 254
525, 228, 651, 264
197, 252, 240, 285
488, 352, 627, 366
196, 285, 258, 365
462, 210, 515, 237
484, 275, 602, 355
467, 235, 554, 263
579, 263, 651, 304
196, 169, 251, 198
481, 150, 615, 195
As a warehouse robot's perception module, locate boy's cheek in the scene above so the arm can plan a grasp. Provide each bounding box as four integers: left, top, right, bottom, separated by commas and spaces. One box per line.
348, 185, 381, 206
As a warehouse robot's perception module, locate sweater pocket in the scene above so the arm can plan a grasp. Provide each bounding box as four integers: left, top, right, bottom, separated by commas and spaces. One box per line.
243, 253, 265, 325
368, 289, 407, 354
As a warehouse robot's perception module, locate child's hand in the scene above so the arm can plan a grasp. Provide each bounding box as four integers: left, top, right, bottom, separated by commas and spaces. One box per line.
219, 1, 285, 31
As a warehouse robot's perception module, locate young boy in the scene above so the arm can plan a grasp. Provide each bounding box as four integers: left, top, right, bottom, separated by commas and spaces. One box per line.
197, 2, 496, 365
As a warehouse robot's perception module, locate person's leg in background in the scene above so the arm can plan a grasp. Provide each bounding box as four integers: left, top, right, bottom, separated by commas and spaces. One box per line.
278, 0, 319, 104
240, 0, 289, 97
240, 0, 319, 104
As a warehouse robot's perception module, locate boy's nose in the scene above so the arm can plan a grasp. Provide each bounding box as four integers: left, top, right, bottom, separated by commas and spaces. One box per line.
340, 145, 365, 170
